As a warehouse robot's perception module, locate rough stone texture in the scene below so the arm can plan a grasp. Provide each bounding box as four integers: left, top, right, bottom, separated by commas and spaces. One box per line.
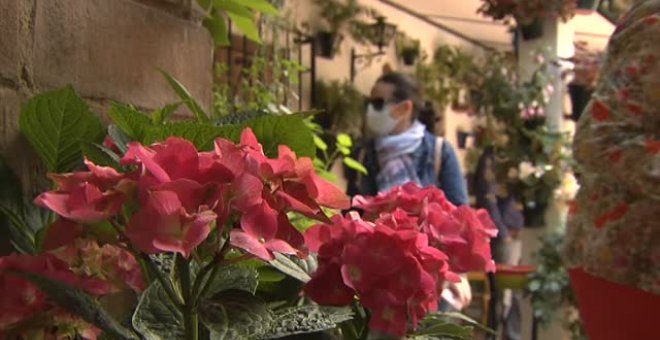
0, 0, 20, 84
33, 0, 213, 112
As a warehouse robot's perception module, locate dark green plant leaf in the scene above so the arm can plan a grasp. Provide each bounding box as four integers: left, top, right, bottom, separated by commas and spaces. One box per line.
151, 102, 181, 125
132, 281, 185, 340
107, 125, 131, 154
245, 115, 314, 158
268, 253, 311, 283
201, 289, 273, 339
159, 70, 210, 123
201, 265, 259, 299
80, 143, 121, 169
108, 103, 153, 141
313, 135, 328, 152
19, 85, 104, 172
260, 305, 353, 339
14, 271, 138, 339
213, 110, 269, 126
336, 133, 352, 148
143, 121, 239, 151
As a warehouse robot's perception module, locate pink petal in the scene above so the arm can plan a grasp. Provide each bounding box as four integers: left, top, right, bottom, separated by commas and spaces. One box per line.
264, 239, 297, 255
230, 229, 272, 260
239, 128, 263, 152
152, 137, 199, 181
240, 201, 278, 240
122, 143, 171, 183
34, 192, 70, 218
303, 173, 350, 209
148, 190, 183, 216
231, 173, 264, 211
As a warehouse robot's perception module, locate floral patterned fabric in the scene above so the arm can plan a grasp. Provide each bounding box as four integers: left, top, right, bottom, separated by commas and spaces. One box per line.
564, 0, 660, 295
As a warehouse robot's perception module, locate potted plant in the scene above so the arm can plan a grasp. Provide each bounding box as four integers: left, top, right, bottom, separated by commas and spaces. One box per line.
314, 79, 365, 137
308, 0, 381, 59
456, 126, 471, 149
478, 0, 578, 40
396, 32, 421, 66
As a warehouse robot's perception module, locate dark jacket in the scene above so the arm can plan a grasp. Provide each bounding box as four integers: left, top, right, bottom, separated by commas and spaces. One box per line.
346, 130, 469, 206
473, 148, 524, 241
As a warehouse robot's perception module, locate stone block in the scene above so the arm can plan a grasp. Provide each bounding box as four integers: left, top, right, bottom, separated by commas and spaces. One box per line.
0, 0, 20, 83
33, 0, 213, 112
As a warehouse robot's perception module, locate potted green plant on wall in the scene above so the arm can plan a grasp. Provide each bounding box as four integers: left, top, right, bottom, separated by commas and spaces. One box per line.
478, 0, 578, 40
307, 0, 381, 58
396, 32, 421, 66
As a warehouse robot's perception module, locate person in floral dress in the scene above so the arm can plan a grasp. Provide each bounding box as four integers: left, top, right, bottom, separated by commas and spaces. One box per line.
564, 0, 660, 338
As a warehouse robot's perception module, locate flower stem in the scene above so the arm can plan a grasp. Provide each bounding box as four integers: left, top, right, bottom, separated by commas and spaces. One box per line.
177, 255, 198, 340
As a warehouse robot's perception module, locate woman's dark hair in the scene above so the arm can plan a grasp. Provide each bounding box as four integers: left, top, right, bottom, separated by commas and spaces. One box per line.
376, 72, 436, 133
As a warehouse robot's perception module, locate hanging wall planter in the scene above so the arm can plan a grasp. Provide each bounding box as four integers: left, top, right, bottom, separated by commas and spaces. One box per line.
316, 31, 339, 59
456, 131, 470, 149
520, 18, 544, 41
577, 0, 600, 11
401, 49, 419, 66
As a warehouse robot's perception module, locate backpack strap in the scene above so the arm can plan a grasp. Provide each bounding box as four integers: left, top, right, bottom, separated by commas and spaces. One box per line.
434, 136, 444, 180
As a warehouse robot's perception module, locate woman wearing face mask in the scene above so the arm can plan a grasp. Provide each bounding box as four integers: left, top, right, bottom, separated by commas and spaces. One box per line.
345, 72, 472, 310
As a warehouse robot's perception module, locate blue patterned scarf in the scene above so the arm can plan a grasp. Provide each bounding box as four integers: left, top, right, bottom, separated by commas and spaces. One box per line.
375, 120, 426, 193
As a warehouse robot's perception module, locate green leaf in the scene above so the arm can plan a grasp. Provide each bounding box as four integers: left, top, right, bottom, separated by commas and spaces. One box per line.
159, 70, 210, 122
213, 110, 269, 126
201, 289, 273, 339
336, 133, 352, 148
14, 271, 137, 339
143, 121, 239, 151
81, 143, 121, 169
19, 85, 104, 172
240, 0, 279, 15
244, 115, 315, 158
313, 135, 328, 151
151, 102, 181, 125
201, 265, 259, 299
343, 157, 368, 175
204, 10, 230, 46
107, 125, 131, 154
338, 145, 351, 156
226, 12, 261, 43
132, 281, 185, 340
261, 305, 353, 339
108, 103, 153, 141
257, 266, 286, 283
268, 253, 311, 283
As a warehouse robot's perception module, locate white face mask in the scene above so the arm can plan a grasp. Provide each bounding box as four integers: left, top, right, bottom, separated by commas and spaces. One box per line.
366, 103, 400, 136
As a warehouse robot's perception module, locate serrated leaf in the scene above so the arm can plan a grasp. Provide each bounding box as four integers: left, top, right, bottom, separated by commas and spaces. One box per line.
268, 253, 311, 283
313, 135, 328, 151
336, 133, 352, 148
81, 143, 121, 169
343, 157, 368, 174
151, 102, 182, 125
244, 115, 314, 158
15, 271, 137, 339
159, 70, 210, 122
240, 0, 279, 15
19, 85, 104, 172
201, 265, 259, 299
261, 305, 353, 339
108, 103, 152, 141
132, 281, 184, 340
143, 121, 239, 150
201, 289, 273, 339
213, 110, 269, 126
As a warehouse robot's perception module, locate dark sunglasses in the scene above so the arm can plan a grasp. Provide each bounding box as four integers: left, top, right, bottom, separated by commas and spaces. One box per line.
365, 97, 397, 111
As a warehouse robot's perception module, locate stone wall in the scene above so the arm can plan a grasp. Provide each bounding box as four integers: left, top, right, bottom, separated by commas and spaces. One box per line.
0, 0, 213, 252
0, 0, 213, 190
